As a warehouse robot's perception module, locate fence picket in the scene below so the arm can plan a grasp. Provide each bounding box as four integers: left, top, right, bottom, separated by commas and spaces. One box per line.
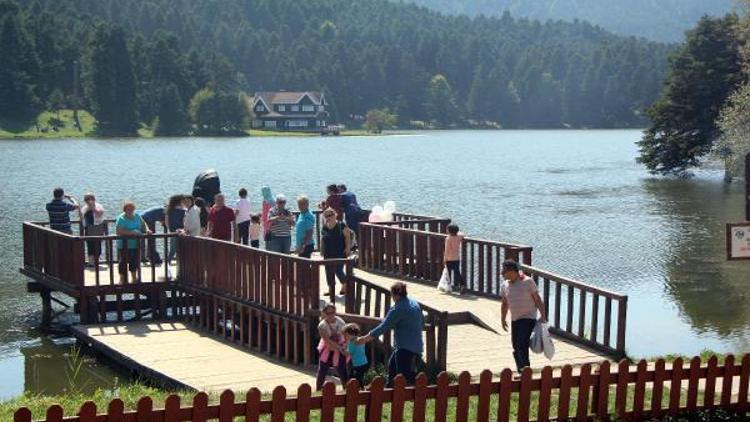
720, 355, 735, 408
46, 404, 64, 422
192, 392, 209, 422
366, 377, 385, 422
164, 395, 180, 422
668, 358, 684, 413
595, 361, 610, 418
477, 370, 492, 422
79, 401, 96, 422
686, 356, 701, 411
704, 355, 719, 408
615, 360, 629, 417
739, 354, 750, 411
576, 364, 592, 421
633, 360, 647, 419
344, 380, 360, 422
13, 408, 31, 422
455, 371, 471, 422
295, 384, 312, 422
219, 390, 235, 422
435, 372, 450, 422
413, 373, 429, 422
245, 388, 261, 422
517, 367, 533, 422
651, 359, 666, 418
271, 386, 286, 422
497, 369, 513, 422
321, 382, 336, 422
537, 366, 553, 422
391, 375, 407, 422
557, 365, 573, 421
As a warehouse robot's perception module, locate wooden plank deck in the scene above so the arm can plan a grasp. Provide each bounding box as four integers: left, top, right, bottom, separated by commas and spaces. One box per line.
71, 321, 318, 393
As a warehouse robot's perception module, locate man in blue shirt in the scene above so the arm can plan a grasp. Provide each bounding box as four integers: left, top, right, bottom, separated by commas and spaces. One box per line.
337, 184, 362, 239
357, 282, 423, 386
46, 188, 79, 234
295, 195, 316, 258
140, 206, 165, 264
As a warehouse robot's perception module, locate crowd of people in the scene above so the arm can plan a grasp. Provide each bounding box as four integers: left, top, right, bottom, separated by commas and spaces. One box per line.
45, 185, 547, 387
45, 184, 363, 286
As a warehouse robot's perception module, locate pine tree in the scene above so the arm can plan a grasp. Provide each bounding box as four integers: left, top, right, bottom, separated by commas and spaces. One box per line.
85, 24, 138, 135
0, 13, 39, 122
638, 15, 744, 175
154, 83, 189, 136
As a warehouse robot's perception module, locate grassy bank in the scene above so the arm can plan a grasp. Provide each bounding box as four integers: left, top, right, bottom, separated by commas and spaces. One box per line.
0, 110, 97, 139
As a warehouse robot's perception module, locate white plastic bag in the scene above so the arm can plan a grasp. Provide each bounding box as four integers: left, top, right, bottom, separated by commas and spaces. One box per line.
530, 322, 544, 354
437, 267, 452, 292
541, 323, 555, 359
530, 321, 555, 359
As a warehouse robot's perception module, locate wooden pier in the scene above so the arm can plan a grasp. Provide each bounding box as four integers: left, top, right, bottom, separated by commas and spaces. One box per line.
21, 210, 627, 393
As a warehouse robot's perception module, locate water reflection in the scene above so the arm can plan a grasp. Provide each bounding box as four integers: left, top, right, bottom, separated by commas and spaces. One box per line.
642, 177, 750, 337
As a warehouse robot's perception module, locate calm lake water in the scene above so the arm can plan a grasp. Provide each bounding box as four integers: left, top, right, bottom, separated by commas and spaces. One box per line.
0, 130, 748, 398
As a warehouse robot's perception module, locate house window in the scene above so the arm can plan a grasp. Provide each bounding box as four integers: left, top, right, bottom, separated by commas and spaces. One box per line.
287, 119, 309, 128
291, 105, 299, 112
278, 105, 286, 112
321, 120, 326, 127
264, 120, 277, 128
319, 105, 325, 112
302, 105, 315, 112
256, 105, 265, 112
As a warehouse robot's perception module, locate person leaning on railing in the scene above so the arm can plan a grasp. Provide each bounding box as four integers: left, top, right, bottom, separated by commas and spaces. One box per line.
80, 193, 105, 267
115, 201, 152, 284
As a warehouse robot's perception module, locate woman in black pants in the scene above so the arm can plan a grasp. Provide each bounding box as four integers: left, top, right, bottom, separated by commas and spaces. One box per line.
320, 208, 353, 296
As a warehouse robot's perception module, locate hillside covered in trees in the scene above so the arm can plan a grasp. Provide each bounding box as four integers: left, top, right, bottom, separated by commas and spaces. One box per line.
402, 0, 735, 42
1, 0, 672, 135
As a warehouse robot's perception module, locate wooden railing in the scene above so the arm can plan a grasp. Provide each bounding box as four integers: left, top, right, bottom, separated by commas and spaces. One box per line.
345, 276, 449, 371
15, 354, 750, 422
22, 222, 85, 292
358, 222, 532, 290
523, 265, 628, 356
356, 221, 628, 356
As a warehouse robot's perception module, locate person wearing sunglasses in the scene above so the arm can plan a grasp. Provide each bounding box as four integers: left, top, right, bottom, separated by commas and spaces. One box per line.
320, 207, 353, 296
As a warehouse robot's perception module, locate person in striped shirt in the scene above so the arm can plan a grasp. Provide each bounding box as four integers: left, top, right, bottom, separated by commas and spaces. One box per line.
45, 188, 79, 234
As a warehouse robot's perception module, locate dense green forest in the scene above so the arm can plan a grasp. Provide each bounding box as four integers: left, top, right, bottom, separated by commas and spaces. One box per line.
403, 0, 735, 42
0, 0, 672, 135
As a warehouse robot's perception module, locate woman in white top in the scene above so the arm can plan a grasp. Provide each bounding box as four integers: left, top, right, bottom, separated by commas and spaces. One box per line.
80, 193, 105, 267
182, 195, 202, 236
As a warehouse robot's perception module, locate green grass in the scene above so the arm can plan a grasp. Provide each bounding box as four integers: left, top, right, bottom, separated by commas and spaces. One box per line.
651, 349, 733, 365
0, 109, 96, 139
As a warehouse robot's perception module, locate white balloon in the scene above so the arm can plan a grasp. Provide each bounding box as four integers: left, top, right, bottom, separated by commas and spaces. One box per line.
382, 212, 394, 222
383, 201, 396, 213
368, 212, 383, 223
371, 205, 384, 215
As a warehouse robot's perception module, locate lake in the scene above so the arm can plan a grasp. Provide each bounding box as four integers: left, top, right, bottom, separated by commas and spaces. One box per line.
0, 130, 748, 399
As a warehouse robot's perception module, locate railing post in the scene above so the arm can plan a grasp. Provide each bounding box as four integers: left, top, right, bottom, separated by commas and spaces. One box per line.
437, 311, 448, 371
345, 260, 355, 314
616, 296, 628, 355
506, 247, 520, 263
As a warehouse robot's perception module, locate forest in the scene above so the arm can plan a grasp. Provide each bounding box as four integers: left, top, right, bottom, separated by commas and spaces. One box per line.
0, 0, 673, 135
403, 0, 734, 42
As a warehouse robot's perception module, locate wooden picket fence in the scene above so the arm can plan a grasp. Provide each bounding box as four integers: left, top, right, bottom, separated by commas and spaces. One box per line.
14, 354, 750, 422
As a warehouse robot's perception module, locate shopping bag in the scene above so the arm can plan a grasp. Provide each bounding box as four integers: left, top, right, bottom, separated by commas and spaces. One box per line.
437, 267, 452, 292
530, 322, 544, 354
541, 323, 555, 360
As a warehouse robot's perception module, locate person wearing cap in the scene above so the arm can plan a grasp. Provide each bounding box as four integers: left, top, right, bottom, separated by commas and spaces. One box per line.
500, 259, 547, 374
266, 193, 294, 254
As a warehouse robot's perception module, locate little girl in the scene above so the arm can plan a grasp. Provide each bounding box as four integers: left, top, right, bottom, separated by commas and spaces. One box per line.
444, 224, 465, 294
249, 214, 261, 248
343, 323, 368, 388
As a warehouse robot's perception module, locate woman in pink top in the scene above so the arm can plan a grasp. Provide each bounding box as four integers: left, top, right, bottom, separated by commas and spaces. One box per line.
443, 224, 466, 293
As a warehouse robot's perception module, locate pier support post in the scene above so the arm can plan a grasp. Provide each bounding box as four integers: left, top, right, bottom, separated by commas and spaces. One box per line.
40, 288, 52, 328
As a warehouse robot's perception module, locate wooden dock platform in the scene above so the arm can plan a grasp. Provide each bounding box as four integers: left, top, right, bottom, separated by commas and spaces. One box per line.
71, 321, 318, 393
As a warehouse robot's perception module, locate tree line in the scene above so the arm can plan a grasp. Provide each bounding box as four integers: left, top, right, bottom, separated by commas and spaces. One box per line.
638, 4, 750, 179
0, 0, 672, 135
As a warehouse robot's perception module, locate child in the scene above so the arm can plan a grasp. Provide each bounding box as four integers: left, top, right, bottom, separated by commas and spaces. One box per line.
249, 214, 261, 248
343, 323, 368, 387
444, 224, 465, 294
234, 188, 252, 245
